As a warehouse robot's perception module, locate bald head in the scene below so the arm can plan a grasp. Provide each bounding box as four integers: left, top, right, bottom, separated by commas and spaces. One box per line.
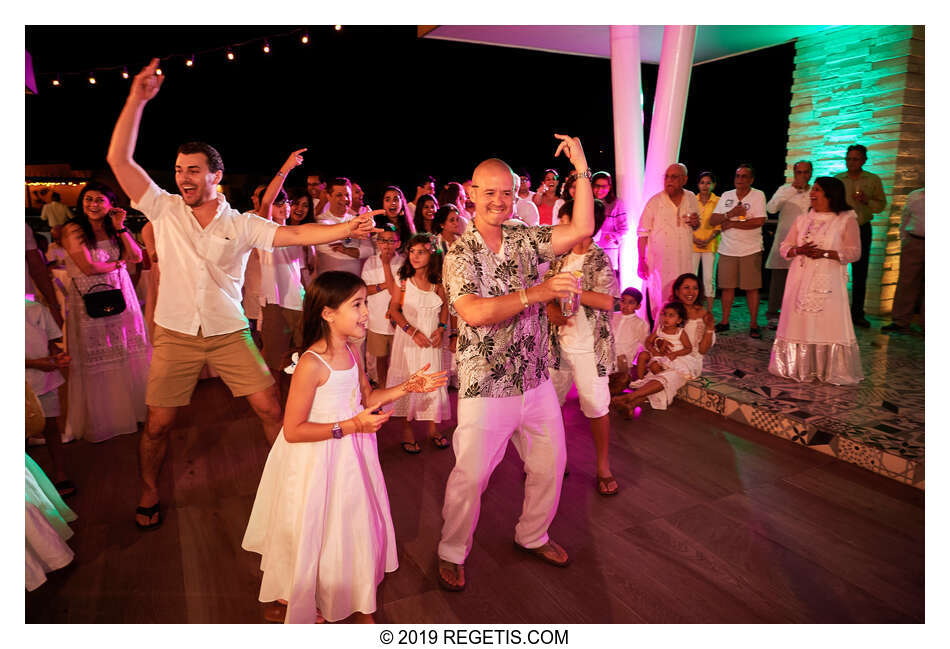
663, 163, 688, 196
471, 158, 516, 226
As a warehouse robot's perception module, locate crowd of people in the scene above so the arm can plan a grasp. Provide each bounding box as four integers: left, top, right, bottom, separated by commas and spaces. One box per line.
25, 58, 924, 619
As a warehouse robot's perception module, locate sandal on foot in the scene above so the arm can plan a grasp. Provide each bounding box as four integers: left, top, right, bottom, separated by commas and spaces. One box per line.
596, 475, 619, 496
54, 479, 77, 499
430, 434, 450, 449
749, 327, 762, 339
401, 441, 422, 454
513, 540, 571, 567
135, 502, 162, 531
437, 558, 466, 591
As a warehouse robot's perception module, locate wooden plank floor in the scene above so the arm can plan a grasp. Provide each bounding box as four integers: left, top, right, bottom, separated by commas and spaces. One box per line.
26, 377, 925, 623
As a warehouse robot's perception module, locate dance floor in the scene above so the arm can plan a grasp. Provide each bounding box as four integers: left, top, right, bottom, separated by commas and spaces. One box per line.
26, 369, 924, 623
680, 297, 925, 488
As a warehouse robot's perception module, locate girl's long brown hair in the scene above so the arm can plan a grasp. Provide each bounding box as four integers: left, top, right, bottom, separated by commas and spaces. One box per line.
299, 271, 367, 351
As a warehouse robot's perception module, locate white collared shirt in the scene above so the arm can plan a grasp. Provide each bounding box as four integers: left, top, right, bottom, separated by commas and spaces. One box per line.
132, 181, 280, 336
361, 252, 405, 334
713, 188, 767, 257
314, 206, 373, 276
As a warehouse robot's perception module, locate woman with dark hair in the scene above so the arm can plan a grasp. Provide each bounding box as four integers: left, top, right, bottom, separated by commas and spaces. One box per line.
412, 194, 439, 234
591, 171, 628, 273
438, 182, 469, 234
286, 190, 318, 287
532, 168, 560, 225
375, 186, 416, 252
692, 171, 720, 314
431, 204, 462, 256
768, 177, 864, 384
62, 181, 150, 442
551, 174, 577, 226
612, 272, 716, 415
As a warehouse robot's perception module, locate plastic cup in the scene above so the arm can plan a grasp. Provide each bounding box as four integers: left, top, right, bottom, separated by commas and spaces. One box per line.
559, 271, 583, 317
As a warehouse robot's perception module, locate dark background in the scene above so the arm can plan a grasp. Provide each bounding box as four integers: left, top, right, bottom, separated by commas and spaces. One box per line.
26, 25, 795, 210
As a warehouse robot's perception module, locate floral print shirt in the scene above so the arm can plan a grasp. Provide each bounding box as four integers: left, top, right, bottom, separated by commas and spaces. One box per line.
545, 244, 619, 376
443, 222, 556, 399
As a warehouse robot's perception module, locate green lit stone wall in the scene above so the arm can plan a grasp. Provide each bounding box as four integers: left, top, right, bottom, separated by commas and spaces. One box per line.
785, 25, 924, 315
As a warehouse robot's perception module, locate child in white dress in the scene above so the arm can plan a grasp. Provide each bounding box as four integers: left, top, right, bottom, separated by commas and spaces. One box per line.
386, 234, 452, 453
242, 270, 447, 624
636, 301, 692, 379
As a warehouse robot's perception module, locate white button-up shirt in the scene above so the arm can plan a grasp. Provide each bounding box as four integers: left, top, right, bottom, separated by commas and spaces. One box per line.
259, 245, 306, 311
314, 206, 373, 277
132, 181, 280, 336
765, 183, 811, 269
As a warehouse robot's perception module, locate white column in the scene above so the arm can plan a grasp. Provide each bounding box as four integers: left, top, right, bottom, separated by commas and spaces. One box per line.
609, 25, 645, 291
643, 25, 696, 199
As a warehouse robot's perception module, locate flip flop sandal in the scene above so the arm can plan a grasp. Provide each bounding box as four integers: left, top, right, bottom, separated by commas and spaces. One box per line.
134, 502, 162, 531
263, 601, 286, 623
430, 435, 450, 449
513, 541, 571, 567
401, 441, 422, 455
436, 558, 466, 592
596, 475, 619, 496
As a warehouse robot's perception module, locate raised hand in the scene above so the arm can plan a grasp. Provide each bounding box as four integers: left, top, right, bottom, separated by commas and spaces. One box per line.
348, 212, 383, 239
281, 148, 307, 174
130, 58, 164, 103
553, 133, 589, 173
109, 207, 127, 231
403, 363, 450, 393
352, 406, 391, 434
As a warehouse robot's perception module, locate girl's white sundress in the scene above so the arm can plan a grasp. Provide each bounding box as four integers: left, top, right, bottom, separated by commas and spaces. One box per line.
242, 346, 398, 623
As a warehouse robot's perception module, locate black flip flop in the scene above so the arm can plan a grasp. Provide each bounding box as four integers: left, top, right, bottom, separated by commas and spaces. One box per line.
135, 502, 162, 531
401, 441, 422, 455
436, 558, 466, 592
54, 479, 77, 499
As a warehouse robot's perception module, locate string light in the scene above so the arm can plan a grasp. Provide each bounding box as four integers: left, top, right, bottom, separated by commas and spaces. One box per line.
262, 41, 270, 53
185, 55, 194, 67
88, 73, 96, 85
226, 49, 235, 61
26, 181, 87, 187
301, 33, 309, 44
334, 25, 342, 31
51, 78, 60, 87
155, 67, 163, 76
121, 67, 129, 79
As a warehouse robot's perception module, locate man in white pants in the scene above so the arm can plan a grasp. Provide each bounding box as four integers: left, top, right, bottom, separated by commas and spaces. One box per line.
437, 135, 594, 591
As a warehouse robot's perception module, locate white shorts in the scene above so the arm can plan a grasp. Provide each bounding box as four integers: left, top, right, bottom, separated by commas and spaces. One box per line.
551, 349, 611, 418
37, 389, 61, 418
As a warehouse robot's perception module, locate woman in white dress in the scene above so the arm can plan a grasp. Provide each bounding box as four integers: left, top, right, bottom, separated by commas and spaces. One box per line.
612, 273, 716, 414
768, 177, 864, 385
386, 234, 452, 452
62, 182, 150, 442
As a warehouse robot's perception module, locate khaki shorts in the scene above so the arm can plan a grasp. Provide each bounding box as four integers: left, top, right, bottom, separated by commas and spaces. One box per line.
717, 252, 762, 290
146, 326, 274, 407
261, 304, 303, 372
366, 330, 394, 357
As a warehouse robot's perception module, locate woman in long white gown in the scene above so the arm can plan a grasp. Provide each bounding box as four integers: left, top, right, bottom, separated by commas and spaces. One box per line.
768, 177, 864, 385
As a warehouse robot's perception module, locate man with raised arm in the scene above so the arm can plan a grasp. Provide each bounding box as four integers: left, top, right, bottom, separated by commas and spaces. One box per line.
436, 135, 594, 592
106, 59, 377, 530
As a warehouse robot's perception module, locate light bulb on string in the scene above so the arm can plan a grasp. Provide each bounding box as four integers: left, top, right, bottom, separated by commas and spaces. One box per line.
51, 77, 61, 87
155, 67, 163, 76
301, 33, 309, 44
88, 73, 96, 85
121, 67, 129, 79
226, 49, 235, 61
185, 55, 195, 67
263, 41, 271, 53
334, 25, 342, 31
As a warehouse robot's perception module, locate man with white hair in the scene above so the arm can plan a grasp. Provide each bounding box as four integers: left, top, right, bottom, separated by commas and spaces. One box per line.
636, 163, 700, 323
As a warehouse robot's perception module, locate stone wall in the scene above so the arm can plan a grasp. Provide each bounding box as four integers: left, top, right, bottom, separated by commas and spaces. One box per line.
784, 25, 924, 315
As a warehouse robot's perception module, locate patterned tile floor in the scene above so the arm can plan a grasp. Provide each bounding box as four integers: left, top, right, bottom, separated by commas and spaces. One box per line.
671, 296, 925, 488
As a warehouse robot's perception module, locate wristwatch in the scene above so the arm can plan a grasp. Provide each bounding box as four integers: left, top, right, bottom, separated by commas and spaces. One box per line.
116, 227, 129, 234
822, 251, 830, 258
575, 168, 592, 181
331, 422, 343, 439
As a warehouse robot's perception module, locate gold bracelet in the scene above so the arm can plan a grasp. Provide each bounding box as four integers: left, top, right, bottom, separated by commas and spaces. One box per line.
518, 288, 529, 310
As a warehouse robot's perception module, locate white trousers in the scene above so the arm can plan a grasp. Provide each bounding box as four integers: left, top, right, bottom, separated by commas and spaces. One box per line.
438, 379, 566, 564
692, 251, 717, 297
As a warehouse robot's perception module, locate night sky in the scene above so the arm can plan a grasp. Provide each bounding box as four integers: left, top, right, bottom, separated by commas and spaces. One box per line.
26, 25, 795, 210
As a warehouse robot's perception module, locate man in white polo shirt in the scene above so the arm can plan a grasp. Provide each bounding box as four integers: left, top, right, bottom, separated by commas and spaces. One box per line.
314, 177, 374, 277
107, 59, 376, 530
710, 164, 768, 338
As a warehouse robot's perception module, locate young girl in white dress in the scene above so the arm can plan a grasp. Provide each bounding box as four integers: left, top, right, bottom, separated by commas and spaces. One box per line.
242, 271, 448, 624
386, 234, 452, 453
636, 301, 693, 379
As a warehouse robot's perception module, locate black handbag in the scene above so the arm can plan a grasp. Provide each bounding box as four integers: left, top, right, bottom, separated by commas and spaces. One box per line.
73, 280, 127, 318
